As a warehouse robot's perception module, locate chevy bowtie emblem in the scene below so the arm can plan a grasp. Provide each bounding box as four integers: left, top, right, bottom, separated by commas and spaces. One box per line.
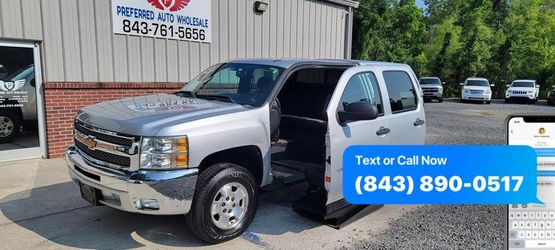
84, 136, 97, 150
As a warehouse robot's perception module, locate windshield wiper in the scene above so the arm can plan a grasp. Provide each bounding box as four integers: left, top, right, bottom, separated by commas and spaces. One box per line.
196, 94, 236, 103
174, 90, 197, 98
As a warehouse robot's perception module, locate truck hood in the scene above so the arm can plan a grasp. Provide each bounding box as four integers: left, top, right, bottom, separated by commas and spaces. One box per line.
75, 94, 247, 136
420, 85, 442, 89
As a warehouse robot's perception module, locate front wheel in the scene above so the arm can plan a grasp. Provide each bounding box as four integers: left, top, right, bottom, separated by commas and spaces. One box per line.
186, 163, 258, 244
486, 101, 491, 104
0, 110, 21, 143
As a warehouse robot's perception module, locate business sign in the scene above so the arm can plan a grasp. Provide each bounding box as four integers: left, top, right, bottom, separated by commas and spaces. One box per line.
112, 0, 211, 43
0, 79, 29, 108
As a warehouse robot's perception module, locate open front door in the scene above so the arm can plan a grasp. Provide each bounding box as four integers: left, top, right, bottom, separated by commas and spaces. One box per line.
325, 65, 393, 205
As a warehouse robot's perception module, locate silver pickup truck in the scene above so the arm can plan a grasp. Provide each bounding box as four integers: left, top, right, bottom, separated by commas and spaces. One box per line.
66, 59, 426, 243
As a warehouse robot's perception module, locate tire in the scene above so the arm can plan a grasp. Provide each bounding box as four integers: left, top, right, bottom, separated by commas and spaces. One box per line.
186, 163, 258, 244
461, 99, 466, 103
438, 98, 443, 103
486, 101, 491, 104
505, 98, 510, 103
0, 110, 21, 143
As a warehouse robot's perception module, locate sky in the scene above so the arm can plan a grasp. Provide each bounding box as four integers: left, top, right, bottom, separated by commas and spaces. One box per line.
416, 0, 427, 10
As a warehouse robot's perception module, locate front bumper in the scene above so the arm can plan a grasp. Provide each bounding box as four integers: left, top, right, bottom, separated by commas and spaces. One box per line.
462, 93, 491, 101
423, 92, 443, 98
506, 94, 535, 101
66, 145, 198, 215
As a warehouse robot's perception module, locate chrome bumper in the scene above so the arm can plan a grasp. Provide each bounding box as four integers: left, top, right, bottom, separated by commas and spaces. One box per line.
423, 92, 442, 98
462, 93, 491, 100
66, 145, 198, 215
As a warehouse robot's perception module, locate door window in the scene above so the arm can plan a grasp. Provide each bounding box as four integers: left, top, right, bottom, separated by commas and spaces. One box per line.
0, 46, 39, 151
339, 72, 383, 115
383, 71, 417, 113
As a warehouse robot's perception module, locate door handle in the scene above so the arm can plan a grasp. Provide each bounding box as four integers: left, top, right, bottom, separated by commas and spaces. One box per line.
414, 118, 425, 127
376, 126, 390, 136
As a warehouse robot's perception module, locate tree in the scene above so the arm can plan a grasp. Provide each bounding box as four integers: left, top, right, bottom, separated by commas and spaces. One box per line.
351, 0, 555, 98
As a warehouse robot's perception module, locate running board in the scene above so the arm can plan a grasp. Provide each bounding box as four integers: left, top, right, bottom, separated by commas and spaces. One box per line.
324, 204, 383, 229
293, 191, 383, 228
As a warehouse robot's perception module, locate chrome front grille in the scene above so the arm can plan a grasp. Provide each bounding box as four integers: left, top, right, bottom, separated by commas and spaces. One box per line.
75, 140, 131, 167
422, 88, 438, 92
73, 121, 139, 170
512, 91, 527, 95
470, 90, 484, 94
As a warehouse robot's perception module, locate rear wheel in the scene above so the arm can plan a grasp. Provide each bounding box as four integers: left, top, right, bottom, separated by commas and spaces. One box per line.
186, 163, 258, 244
0, 110, 21, 143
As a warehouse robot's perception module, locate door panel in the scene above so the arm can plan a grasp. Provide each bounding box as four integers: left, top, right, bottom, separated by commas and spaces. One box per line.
382, 70, 426, 145
326, 66, 393, 204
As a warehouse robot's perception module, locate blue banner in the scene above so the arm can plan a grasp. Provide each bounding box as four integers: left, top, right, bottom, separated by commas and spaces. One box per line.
343, 145, 540, 204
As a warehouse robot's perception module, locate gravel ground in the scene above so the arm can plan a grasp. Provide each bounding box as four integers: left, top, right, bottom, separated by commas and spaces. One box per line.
350, 99, 554, 250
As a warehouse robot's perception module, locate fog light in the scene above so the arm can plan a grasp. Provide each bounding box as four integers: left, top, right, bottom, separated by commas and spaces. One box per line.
135, 199, 160, 210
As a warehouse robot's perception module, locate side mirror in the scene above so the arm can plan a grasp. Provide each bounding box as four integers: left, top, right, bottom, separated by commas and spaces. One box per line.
442, 82, 446, 85
490, 84, 495, 87
338, 101, 379, 124
459, 83, 464, 86
552, 85, 555, 88
506, 84, 510, 88
536, 85, 541, 88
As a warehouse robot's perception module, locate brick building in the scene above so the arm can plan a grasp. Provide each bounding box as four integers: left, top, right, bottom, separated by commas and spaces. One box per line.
0, 0, 358, 161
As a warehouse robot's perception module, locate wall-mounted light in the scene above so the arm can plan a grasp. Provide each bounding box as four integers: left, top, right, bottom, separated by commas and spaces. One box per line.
254, 0, 268, 14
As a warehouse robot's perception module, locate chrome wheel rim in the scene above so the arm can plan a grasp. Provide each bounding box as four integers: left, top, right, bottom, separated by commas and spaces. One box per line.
210, 182, 249, 230
0, 116, 14, 138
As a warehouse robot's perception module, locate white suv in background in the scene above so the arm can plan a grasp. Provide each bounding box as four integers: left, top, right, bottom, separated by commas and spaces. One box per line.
460, 77, 494, 104
505, 80, 540, 104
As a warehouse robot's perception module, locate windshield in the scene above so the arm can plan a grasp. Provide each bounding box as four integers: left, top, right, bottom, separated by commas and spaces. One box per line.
6, 65, 34, 81
466, 80, 489, 87
420, 78, 441, 85
511, 81, 534, 88
181, 63, 285, 106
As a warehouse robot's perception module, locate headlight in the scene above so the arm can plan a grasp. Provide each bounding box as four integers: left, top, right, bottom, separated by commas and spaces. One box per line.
506, 90, 512, 94
140, 136, 189, 169
464, 89, 470, 93
528, 91, 535, 94
485, 89, 491, 94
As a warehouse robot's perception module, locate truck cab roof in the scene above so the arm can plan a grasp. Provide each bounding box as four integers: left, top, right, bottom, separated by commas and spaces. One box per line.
225, 59, 408, 69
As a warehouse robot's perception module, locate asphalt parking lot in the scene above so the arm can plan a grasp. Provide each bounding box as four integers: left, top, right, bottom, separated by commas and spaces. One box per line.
0, 99, 553, 249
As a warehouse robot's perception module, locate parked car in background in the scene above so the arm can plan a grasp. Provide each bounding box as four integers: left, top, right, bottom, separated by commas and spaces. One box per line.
460, 77, 494, 104
0, 65, 7, 80
419, 77, 444, 102
0, 64, 36, 143
505, 80, 540, 104
548, 85, 555, 106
